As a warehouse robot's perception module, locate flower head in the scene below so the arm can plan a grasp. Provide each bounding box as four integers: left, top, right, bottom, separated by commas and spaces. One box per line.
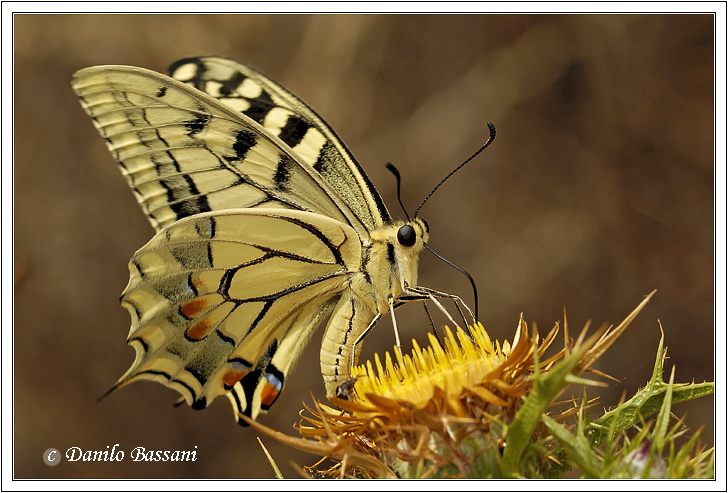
244, 291, 712, 479
296, 318, 565, 478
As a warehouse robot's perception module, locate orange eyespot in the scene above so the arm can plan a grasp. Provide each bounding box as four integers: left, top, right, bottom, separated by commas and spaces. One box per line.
260, 382, 280, 408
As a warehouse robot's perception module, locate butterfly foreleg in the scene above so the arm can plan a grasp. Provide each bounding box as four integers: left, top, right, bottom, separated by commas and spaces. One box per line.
400, 286, 476, 330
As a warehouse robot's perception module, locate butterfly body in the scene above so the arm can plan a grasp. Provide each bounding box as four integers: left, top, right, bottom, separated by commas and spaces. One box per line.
319, 218, 428, 392
72, 57, 438, 424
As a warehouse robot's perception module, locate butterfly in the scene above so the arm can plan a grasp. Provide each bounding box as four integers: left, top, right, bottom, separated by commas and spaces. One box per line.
72, 56, 493, 425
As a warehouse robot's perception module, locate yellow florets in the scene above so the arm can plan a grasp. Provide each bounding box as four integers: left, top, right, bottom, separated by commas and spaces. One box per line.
351, 324, 513, 412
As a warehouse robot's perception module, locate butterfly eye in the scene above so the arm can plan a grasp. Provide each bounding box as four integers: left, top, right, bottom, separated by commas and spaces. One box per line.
397, 224, 417, 247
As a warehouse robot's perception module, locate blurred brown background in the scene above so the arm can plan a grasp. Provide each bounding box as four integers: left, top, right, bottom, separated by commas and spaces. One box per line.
14, 14, 714, 479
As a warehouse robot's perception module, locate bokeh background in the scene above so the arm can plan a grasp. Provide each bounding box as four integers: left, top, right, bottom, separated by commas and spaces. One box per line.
14, 14, 714, 479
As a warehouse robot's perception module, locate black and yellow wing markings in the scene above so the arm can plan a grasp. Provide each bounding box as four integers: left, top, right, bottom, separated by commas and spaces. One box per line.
71, 65, 371, 236
168, 56, 391, 232
116, 209, 361, 423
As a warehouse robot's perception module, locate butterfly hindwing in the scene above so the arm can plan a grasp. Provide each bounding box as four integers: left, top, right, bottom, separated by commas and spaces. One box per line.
118, 209, 361, 423
168, 56, 391, 232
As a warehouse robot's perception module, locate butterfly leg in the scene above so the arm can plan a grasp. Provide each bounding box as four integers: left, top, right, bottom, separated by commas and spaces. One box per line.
425, 293, 460, 328
388, 297, 402, 352
421, 300, 443, 346
399, 286, 476, 325
427, 292, 474, 338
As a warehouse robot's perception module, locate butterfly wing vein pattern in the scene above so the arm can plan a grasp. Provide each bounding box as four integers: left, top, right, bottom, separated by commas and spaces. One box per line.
72, 56, 435, 424
74, 65, 365, 234
168, 57, 391, 232
121, 210, 360, 420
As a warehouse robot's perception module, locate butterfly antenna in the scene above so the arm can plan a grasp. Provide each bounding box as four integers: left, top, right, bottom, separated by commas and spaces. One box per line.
414, 122, 496, 218
386, 163, 411, 221
425, 243, 479, 322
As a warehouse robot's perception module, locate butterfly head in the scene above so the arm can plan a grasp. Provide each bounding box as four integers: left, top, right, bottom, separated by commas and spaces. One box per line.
392, 218, 429, 289
386, 123, 496, 322
367, 217, 429, 303
372, 218, 429, 254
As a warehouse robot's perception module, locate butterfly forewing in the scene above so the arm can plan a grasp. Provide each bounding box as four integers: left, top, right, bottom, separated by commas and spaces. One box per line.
168, 57, 391, 232
72, 66, 367, 234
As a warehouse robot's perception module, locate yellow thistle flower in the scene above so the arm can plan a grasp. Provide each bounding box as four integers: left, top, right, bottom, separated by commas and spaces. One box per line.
351, 323, 522, 412
244, 291, 713, 478
294, 317, 567, 478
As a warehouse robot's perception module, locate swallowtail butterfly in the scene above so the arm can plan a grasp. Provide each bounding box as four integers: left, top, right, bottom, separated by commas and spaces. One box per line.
72, 56, 489, 425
